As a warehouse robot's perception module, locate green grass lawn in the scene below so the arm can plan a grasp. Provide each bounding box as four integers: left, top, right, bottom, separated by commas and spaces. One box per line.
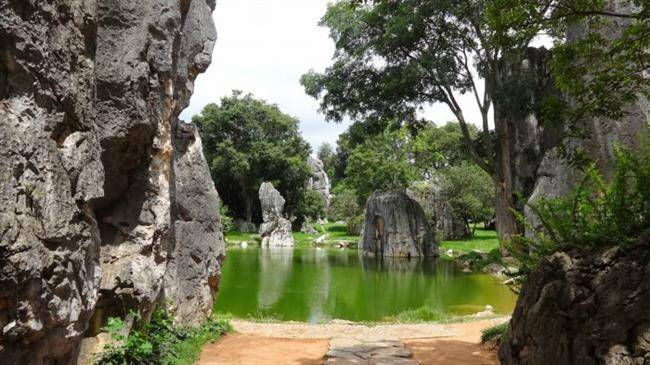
225, 223, 501, 254
224, 222, 358, 248
440, 227, 500, 254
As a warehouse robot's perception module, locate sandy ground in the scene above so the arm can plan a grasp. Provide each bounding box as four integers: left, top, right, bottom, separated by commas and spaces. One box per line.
197, 334, 328, 365
196, 318, 507, 365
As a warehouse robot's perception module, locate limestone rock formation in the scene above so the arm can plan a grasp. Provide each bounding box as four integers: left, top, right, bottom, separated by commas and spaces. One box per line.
500, 236, 650, 364
359, 192, 438, 258
306, 156, 330, 208
0, 0, 223, 363
524, 1, 649, 231
407, 180, 470, 240
259, 182, 294, 247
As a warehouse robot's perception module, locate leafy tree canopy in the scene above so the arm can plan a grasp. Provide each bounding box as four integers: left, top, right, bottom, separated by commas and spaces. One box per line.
194, 90, 311, 223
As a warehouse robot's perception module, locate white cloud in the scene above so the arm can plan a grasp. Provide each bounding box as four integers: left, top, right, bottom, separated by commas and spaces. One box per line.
182, 0, 501, 150
181, 0, 351, 151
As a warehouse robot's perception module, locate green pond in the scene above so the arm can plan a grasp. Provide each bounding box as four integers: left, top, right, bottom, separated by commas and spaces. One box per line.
215, 247, 517, 322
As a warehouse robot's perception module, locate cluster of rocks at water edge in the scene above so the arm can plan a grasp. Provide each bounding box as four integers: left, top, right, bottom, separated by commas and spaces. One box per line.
259, 182, 295, 247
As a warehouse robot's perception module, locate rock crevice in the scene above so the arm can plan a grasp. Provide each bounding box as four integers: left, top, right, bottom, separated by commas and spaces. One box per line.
0, 1, 224, 363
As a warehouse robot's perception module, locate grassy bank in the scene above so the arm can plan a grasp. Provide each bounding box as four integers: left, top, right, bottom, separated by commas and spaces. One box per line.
225, 223, 507, 273
440, 227, 500, 255
224, 222, 358, 248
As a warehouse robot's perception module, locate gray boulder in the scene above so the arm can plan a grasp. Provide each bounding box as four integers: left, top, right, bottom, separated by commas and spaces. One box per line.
0, 0, 223, 363
306, 156, 331, 208
259, 182, 294, 247
407, 180, 470, 240
500, 236, 650, 364
359, 192, 438, 258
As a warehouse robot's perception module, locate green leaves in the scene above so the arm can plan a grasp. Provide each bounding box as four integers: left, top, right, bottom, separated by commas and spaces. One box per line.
345, 128, 417, 203
510, 140, 650, 277
194, 91, 311, 222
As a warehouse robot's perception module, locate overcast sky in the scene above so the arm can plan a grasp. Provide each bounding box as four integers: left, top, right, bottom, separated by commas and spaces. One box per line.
181, 0, 488, 151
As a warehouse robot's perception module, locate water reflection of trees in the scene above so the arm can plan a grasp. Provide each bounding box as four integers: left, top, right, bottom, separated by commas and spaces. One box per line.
227, 247, 518, 322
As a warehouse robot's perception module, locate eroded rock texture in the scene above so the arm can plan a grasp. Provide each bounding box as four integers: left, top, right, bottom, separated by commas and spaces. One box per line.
0, 1, 223, 363
525, 0, 649, 230
306, 156, 330, 208
360, 192, 438, 258
407, 180, 470, 240
500, 236, 650, 364
259, 182, 294, 247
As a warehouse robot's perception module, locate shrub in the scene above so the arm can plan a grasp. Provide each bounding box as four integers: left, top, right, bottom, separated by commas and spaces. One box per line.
220, 203, 234, 232
509, 144, 650, 276
328, 186, 361, 222
347, 214, 364, 236
96, 309, 231, 365
294, 190, 327, 229
481, 322, 509, 344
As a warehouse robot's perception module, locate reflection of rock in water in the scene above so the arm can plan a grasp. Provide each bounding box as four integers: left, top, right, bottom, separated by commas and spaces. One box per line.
257, 248, 294, 309
306, 249, 331, 323
359, 256, 425, 273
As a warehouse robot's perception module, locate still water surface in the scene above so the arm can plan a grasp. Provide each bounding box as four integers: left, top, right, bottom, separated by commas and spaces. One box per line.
215, 247, 517, 322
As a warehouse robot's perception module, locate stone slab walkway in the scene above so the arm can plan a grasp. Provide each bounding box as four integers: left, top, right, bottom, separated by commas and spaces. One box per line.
324, 337, 418, 365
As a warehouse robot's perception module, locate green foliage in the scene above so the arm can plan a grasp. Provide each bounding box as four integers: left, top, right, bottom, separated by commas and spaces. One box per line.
328, 184, 361, 222
392, 307, 449, 323
509, 145, 650, 275
219, 203, 234, 233
412, 123, 477, 175
486, 0, 649, 124
481, 322, 509, 344
294, 190, 326, 224
347, 214, 365, 236
317, 142, 337, 180
194, 90, 311, 222
96, 310, 231, 365
438, 163, 496, 226
345, 129, 417, 203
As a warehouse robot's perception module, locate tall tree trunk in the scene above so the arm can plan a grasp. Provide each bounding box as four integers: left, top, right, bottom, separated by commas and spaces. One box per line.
243, 191, 253, 223
494, 109, 522, 253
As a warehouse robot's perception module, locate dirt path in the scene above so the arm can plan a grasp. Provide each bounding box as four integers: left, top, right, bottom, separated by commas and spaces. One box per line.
196, 318, 506, 365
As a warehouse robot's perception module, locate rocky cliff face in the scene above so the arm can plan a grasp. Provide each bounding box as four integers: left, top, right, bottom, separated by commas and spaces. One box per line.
0, 1, 224, 363
500, 236, 650, 364
360, 192, 438, 258
525, 0, 649, 229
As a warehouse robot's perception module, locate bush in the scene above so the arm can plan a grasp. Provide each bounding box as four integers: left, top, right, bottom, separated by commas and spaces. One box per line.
481, 322, 509, 344
96, 309, 231, 365
328, 186, 361, 222
294, 190, 326, 228
510, 144, 650, 276
220, 203, 234, 232
347, 214, 364, 236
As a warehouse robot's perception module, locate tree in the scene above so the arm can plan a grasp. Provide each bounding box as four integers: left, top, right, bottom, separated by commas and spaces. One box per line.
412, 122, 478, 177
439, 162, 496, 230
345, 128, 417, 204
194, 91, 311, 224
328, 184, 362, 222
486, 0, 648, 123
317, 142, 336, 180
301, 0, 545, 247
294, 190, 327, 228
